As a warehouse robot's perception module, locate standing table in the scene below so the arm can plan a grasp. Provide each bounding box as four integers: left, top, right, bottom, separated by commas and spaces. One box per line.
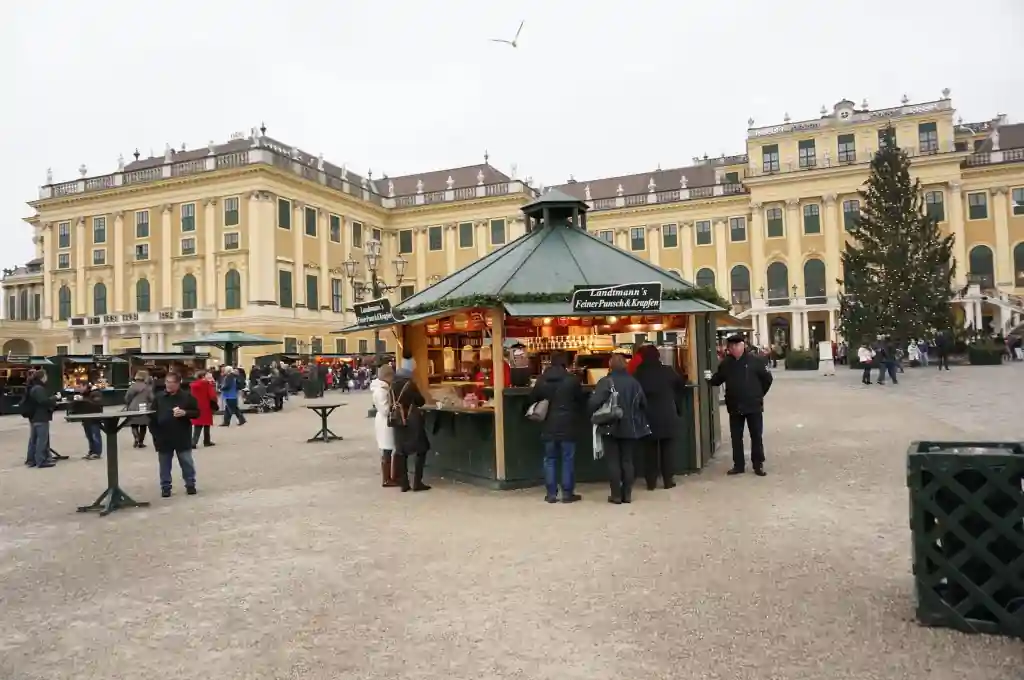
66, 409, 154, 517
304, 402, 346, 443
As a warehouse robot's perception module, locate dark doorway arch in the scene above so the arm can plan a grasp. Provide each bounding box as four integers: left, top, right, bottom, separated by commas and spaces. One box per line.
766, 262, 789, 307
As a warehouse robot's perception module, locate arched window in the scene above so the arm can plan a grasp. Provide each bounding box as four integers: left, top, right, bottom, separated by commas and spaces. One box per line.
182, 274, 197, 310
1013, 243, 1024, 288
225, 270, 241, 309
695, 268, 716, 290
17, 288, 28, 321
803, 258, 827, 304
730, 265, 751, 306
136, 278, 151, 312
58, 285, 71, 321
766, 262, 790, 307
968, 245, 994, 289
93, 282, 107, 316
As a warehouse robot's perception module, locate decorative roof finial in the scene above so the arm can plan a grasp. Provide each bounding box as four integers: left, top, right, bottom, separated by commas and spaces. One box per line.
164, 143, 172, 163
783, 112, 791, 123
616, 184, 624, 197
78, 163, 88, 177
259, 121, 266, 136
484, 149, 489, 164
900, 93, 909, 105
45, 167, 53, 184
446, 175, 454, 189
647, 177, 656, 193
117, 154, 125, 171
861, 97, 869, 110
941, 87, 951, 100
680, 174, 688, 189
180, 142, 186, 152
476, 169, 485, 185
417, 179, 424, 194
584, 184, 591, 201
820, 105, 827, 115
367, 169, 373, 181
133, 148, 140, 161
316, 153, 324, 171
208, 140, 216, 156
747, 117, 754, 127
388, 179, 395, 197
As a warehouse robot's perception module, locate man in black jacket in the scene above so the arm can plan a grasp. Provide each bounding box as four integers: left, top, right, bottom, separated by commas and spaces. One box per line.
151, 372, 201, 497
23, 370, 59, 468
633, 344, 688, 490
705, 335, 773, 476
528, 352, 584, 503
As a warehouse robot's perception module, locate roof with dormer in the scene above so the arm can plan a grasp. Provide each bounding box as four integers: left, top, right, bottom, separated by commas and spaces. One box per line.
553, 164, 719, 202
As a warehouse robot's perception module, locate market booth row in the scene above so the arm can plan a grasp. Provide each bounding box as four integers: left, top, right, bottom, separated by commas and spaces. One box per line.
338, 190, 726, 489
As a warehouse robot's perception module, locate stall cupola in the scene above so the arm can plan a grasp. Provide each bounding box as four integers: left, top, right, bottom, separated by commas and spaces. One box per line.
520, 187, 589, 233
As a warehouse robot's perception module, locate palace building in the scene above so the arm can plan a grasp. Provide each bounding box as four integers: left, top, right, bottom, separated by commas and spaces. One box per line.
3, 92, 1024, 361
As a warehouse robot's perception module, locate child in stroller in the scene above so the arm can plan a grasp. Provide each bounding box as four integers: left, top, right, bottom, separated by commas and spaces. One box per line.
243, 381, 276, 413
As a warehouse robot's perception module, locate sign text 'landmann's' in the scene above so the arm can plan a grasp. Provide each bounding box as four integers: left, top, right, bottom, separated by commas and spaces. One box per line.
353, 298, 404, 326
571, 283, 663, 314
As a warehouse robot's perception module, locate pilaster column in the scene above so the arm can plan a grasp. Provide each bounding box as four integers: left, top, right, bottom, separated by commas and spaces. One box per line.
444, 224, 457, 274
948, 182, 967, 286
785, 199, 804, 294
157, 331, 166, 352
823, 193, 840, 290
757, 313, 769, 347
74, 217, 86, 314
791, 310, 804, 349
113, 212, 125, 312
475, 220, 488, 258
161, 205, 173, 309
319, 213, 330, 310
292, 202, 306, 306
415, 226, 428, 290
749, 204, 766, 295
802, 308, 811, 348
647, 224, 661, 267
992, 187, 1012, 288
974, 299, 983, 330
203, 199, 217, 308
247, 192, 264, 303
614, 228, 628, 250
101, 328, 110, 354
508, 216, 526, 241
714, 220, 728, 294
680, 222, 695, 281
828, 308, 838, 340
41, 223, 53, 319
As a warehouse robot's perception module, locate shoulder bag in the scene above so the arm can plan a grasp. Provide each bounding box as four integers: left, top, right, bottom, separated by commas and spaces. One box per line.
590, 379, 623, 425
525, 399, 549, 422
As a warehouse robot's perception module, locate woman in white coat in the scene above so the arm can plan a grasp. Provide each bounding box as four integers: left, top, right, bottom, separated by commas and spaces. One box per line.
370, 364, 397, 487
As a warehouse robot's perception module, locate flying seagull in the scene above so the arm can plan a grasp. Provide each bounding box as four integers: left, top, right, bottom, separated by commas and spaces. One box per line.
489, 20, 524, 48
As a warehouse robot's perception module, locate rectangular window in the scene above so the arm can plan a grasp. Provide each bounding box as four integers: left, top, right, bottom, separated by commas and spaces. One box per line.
798, 139, 816, 169
56, 345, 69, 355
224, 232, 240, 250
224, 197, 239, 226
181, 203, 196, 231
803, 204, 821, 234
358, 339, 368, 354
837, 134, 856, 163
134, 244, 149, 261
458, 222, 474, 248
1011, 188, 1024, 216
695, 220, 712, 246
400, 285, 415, 301
918, 122, 939, 154
967, 192, 988, 220
335, 338, 347, 354
490, 219, 506, 245
310, 337, 323, 354
93, 216, 107, 244
277, 198, 291, 229
662, 223, 678, 248
33, 293, 40, 320
180, 237, 196, 255
629, 227, 645, 251
762, 144, 780, 173
729, 216, 747, 242
92, 344, 104, 355
278, 270, 293, 307
331, 278, 343, 313
57, 221, 71, 249
398, 229, 413, 254
428, 225, 443, 251
329, 215, 341, 243
842, 199, 860, 230
304, 206, 317, 237
6, 296, 13, 320
766, 207, 784, 238
924, 191, 945, 221
351, 221, 363, 248
306, 274, 319, 310
723, 172, 739, 184
283, 337, 297, 354
92, 249, 106, 265
135, 211, 149, 238
372, 227, 382, 242
878, 128, 895, 149
599, 230, 614, 244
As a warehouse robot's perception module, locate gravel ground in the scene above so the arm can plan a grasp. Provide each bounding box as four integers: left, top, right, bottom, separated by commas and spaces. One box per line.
1, 368, 1022, 680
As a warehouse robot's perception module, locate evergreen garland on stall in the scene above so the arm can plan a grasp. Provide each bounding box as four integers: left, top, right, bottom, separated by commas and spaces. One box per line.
838, 126, 955, 345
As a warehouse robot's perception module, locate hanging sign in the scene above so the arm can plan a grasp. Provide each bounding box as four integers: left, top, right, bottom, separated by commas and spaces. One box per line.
353, 298, 405, 326
571, 282, 663, 314
5, 353, 30, 365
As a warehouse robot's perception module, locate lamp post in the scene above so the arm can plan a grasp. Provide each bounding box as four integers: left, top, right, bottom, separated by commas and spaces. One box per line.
342, 239, 407, 417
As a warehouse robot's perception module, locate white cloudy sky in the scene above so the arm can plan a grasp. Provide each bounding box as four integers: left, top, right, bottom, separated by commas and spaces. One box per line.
2, 0, 1023, 268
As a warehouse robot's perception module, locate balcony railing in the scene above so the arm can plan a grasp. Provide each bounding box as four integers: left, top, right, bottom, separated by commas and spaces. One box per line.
65, 309, 215, 328
963, 147, 1024, 167
749, 142, 960, 178
39, 144, 529, 210
587, 182, 747, 212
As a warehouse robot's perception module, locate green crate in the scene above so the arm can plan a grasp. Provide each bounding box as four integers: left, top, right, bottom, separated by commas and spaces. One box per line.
907, 441, 1024, 638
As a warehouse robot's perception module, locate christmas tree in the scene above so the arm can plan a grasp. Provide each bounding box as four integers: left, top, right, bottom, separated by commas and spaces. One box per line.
838, 126, 956, 345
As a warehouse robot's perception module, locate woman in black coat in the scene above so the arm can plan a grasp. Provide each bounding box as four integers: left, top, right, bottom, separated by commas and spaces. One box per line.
390, 369, 431, 492
632, 344, 687, 490
587, 354, 650, 504
528, 352, 584, 503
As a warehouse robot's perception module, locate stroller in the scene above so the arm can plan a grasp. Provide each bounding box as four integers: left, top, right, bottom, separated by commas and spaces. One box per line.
243, 381, 276, 413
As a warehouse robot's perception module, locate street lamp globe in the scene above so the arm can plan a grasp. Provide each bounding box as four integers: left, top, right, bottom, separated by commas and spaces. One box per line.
341, 255, 359, 279
393, 254, 408, 280
365, 249, 380, 271
366, 239, 382, 259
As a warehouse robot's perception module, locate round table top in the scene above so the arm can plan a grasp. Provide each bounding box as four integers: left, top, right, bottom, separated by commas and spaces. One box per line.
65, 409, 155, 422
304, 403, 347, 410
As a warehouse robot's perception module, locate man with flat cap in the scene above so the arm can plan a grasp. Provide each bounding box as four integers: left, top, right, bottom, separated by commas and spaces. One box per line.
704, 334, 773, 476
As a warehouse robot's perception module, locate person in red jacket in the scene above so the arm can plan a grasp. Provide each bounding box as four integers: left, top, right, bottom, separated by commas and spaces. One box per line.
189, 370, 218, 448
626, 344, 647, 375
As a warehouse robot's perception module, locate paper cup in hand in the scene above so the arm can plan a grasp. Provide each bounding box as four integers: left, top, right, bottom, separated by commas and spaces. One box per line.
703, 370, 713, 380
139, 402, 147, 411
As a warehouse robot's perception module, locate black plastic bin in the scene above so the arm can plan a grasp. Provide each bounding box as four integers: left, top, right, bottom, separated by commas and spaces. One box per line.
907, 441, 1024, 638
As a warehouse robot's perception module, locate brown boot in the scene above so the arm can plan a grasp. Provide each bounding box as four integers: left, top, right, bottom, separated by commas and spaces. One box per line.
381, 452, 398, 487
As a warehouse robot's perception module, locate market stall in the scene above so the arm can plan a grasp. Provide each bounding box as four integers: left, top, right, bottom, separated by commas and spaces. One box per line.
336, 189, 726, 489
0, 355, 54, 415
45, 354, 130, 406
121, 352, 209, 385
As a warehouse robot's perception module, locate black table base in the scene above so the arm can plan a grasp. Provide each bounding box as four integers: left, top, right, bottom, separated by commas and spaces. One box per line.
306, 405, 344, 443
69, 412, 151, 517
49, 447, 68, 461
77, 484, 149, 517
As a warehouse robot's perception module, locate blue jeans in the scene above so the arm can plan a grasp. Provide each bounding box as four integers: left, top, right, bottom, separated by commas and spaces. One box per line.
83, 422, 102, 455
877, 361, 898, 384
26, 422, 51, 466
542, 440, 576, 498
222, 397, 246, 425
158, 448, 196, 490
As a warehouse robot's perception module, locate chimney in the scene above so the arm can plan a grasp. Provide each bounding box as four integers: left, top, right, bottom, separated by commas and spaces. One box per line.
567, 175, 577, 184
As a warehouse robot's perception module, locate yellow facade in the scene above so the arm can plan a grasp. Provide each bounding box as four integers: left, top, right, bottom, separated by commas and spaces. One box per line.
3, 95, 1024, 362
